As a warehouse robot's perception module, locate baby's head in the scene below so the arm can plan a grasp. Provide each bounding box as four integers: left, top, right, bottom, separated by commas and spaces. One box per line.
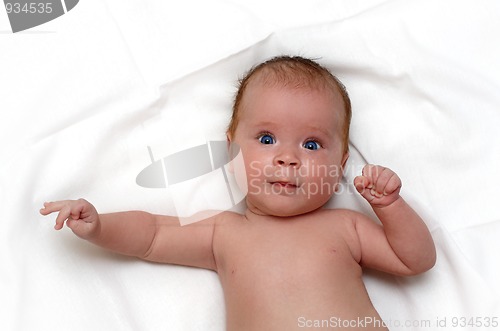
228, 56, 351, 155
227, 56, 352, 216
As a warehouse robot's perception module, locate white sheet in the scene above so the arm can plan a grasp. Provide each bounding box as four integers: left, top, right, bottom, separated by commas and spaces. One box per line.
1, 0, 499, 330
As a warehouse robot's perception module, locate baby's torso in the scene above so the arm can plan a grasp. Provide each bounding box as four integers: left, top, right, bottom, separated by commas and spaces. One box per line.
213, 209, 388, 331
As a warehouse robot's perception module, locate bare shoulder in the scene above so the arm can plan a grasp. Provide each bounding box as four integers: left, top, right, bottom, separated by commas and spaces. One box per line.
321, 208, 378, 228
316, 207, 366, 228
322, 207, 380, 237
320, 207, 361, 218
197, 210, 244, 236
213, 210, 246, 224
210, 210, 246, 239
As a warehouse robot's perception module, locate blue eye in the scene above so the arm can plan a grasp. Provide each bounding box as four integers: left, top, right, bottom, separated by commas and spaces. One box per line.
259, 134, 275, 145
303, 140, 320, 150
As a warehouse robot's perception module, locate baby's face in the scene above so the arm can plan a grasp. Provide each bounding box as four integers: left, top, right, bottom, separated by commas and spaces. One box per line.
230, 83, 349, 217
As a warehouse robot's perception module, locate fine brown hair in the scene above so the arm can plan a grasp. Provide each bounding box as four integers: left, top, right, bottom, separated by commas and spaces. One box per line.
227, 56, 352, 154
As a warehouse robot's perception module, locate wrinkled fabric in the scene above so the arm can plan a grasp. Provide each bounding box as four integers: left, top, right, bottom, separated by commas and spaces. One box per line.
1, 0, 499, 330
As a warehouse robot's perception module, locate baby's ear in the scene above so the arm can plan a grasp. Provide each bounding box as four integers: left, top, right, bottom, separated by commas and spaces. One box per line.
226, 134, 235, 173
334, 152, 350, 193
341, 152, 349, 171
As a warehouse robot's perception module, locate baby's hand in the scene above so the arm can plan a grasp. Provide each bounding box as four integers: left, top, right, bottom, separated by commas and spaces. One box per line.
40, 199, 100, 240
354, 164, 402, 208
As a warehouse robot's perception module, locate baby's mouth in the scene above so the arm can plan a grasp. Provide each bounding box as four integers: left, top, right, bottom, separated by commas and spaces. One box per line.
268, 179, 300, 190
272, 181, 296, 187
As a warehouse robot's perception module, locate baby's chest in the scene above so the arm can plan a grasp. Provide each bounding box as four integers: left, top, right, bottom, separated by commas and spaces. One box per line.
218, 228, 360, 283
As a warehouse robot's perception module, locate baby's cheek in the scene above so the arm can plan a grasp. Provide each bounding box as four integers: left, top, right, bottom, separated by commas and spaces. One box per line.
230, 154, 249, 195
303, 175, 335, 198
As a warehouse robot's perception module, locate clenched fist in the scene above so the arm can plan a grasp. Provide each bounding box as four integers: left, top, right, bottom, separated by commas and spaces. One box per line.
354, 164, 402, 208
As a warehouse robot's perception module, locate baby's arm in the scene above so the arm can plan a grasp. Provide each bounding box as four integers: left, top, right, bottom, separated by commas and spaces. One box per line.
353, 165, 436, 276
40, 199, 217, 270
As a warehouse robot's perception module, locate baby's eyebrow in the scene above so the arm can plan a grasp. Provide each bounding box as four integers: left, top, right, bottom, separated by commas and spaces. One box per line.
253, 120, 277, 128
305, 125, 334, 139
250, 121, 281, 134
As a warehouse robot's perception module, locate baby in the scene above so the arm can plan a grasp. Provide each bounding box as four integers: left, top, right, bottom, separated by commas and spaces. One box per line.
40, 56, 436, 330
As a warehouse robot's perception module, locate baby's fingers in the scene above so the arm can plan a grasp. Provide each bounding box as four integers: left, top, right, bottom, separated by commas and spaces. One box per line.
354, 175, 380, 203
54, 205, 72, 230
383, 172, 402, 195
40, 200, 79, 230
372, 167, 394, 195
354, 175, 370, 194
362, 165, 399, 196
40, 201, 67, 216
40, 201, 59, 215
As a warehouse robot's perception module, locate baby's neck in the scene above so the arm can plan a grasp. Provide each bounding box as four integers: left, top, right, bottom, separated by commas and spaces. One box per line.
243, 200, 289, 221
243, 202, 320, 224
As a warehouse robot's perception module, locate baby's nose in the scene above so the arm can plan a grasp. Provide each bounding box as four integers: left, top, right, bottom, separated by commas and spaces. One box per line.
274, 149, 301, 167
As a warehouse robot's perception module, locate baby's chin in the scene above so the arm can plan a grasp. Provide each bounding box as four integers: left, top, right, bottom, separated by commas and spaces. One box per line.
245, 195, 330, 218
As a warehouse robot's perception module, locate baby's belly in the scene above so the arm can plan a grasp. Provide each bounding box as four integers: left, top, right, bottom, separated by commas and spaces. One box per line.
219, 260, 388, 331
